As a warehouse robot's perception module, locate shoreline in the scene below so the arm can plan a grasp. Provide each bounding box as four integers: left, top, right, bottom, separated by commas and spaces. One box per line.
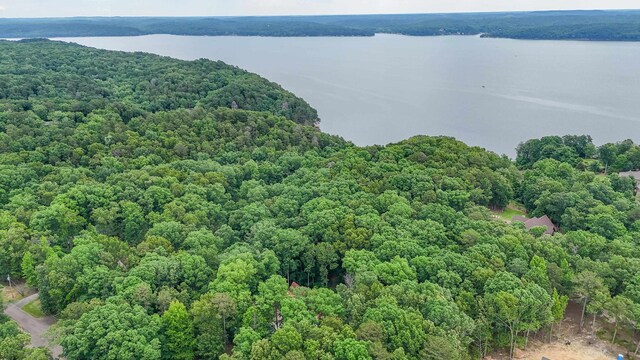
1, 32, 638, 43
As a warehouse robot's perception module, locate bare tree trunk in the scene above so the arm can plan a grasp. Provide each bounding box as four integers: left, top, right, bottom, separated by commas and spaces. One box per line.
524, 329, 530, 350
273, 305, 281, 330
591, 313, 597, 336
580, 298, 587, 330
634, 339, 640, 359
483, 339, 488, 359
612, 323, 619, 345
509, 328, 515, 360
222, 315, 227, 345
549, 323, 553, 343
509, 328, 518, 360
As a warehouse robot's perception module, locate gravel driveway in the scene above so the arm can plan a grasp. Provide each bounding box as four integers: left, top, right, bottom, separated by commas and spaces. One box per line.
4, 293, 63, 358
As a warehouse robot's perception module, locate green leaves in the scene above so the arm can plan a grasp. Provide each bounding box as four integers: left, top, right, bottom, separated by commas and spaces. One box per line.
161, 301, 194, 360
363, 297, 428, 356
60, 302, 161, 360
334, 338, 371, 360
0, 321, 31, 360
190, 293, 226, 359
30, 202, 86, 248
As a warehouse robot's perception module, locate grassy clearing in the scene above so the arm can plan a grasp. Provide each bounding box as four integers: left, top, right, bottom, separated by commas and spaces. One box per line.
1, 282, 35, 303
493, 202, 527, 222
1, 285, 23, 303
22, 299, 44, 318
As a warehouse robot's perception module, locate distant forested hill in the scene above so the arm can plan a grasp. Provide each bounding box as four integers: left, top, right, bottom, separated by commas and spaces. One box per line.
2, 10, 640, 40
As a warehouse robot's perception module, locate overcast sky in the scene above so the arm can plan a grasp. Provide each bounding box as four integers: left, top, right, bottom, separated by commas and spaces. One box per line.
0, 0, 639, 18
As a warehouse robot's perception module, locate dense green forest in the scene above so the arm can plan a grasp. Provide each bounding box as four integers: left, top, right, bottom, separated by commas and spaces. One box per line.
0, 40, 318, 126
2, 10, 640, 41
517, 135, 640, 173
2, 40, 640, 360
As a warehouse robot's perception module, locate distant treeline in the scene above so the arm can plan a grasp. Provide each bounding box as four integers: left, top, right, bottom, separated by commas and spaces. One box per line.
2, 10, 640, 41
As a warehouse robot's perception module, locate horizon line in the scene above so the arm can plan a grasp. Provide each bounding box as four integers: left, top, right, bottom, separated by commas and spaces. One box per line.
1, 8, 639, 20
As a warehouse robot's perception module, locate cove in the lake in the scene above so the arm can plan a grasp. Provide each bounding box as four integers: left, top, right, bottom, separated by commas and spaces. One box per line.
55, 34, 640, 157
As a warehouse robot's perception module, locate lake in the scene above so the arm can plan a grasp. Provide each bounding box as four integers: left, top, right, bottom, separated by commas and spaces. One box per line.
55, 34, 640, 157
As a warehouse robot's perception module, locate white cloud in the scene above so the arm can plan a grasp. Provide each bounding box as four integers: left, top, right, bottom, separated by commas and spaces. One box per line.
173, 0, 640, 16
1, 0, 640, 17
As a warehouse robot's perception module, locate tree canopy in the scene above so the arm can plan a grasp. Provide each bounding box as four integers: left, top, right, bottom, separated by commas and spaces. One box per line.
1, 39, 639, 360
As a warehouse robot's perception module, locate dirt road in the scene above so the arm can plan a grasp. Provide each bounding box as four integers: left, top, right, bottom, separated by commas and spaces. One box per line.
4, 293, 63, 359
517, 340, 614, 360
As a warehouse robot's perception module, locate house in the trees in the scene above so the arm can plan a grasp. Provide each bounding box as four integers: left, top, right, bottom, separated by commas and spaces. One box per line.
512, 215, 558, 235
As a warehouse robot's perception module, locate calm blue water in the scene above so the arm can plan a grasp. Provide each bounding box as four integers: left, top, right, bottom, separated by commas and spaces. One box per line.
56, 34, 640, 156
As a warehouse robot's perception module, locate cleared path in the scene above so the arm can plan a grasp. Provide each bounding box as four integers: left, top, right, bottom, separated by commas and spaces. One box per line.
4, 293, 63, 358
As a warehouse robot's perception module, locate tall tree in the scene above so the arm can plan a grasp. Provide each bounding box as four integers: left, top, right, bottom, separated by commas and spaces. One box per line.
604, 295, 633, 345
60, 302, 161, 360
191, 293, 226, 359
161, 301, 195, 360
211, 293, 237, 344
549, 289, 568, 342
572, 271, 607, 330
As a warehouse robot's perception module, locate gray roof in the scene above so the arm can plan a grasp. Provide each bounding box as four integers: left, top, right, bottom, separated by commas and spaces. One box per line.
619, 171, 640, 190
619, 171, 640, 178
513, 215, 557, 235
512, 215, 528, 223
